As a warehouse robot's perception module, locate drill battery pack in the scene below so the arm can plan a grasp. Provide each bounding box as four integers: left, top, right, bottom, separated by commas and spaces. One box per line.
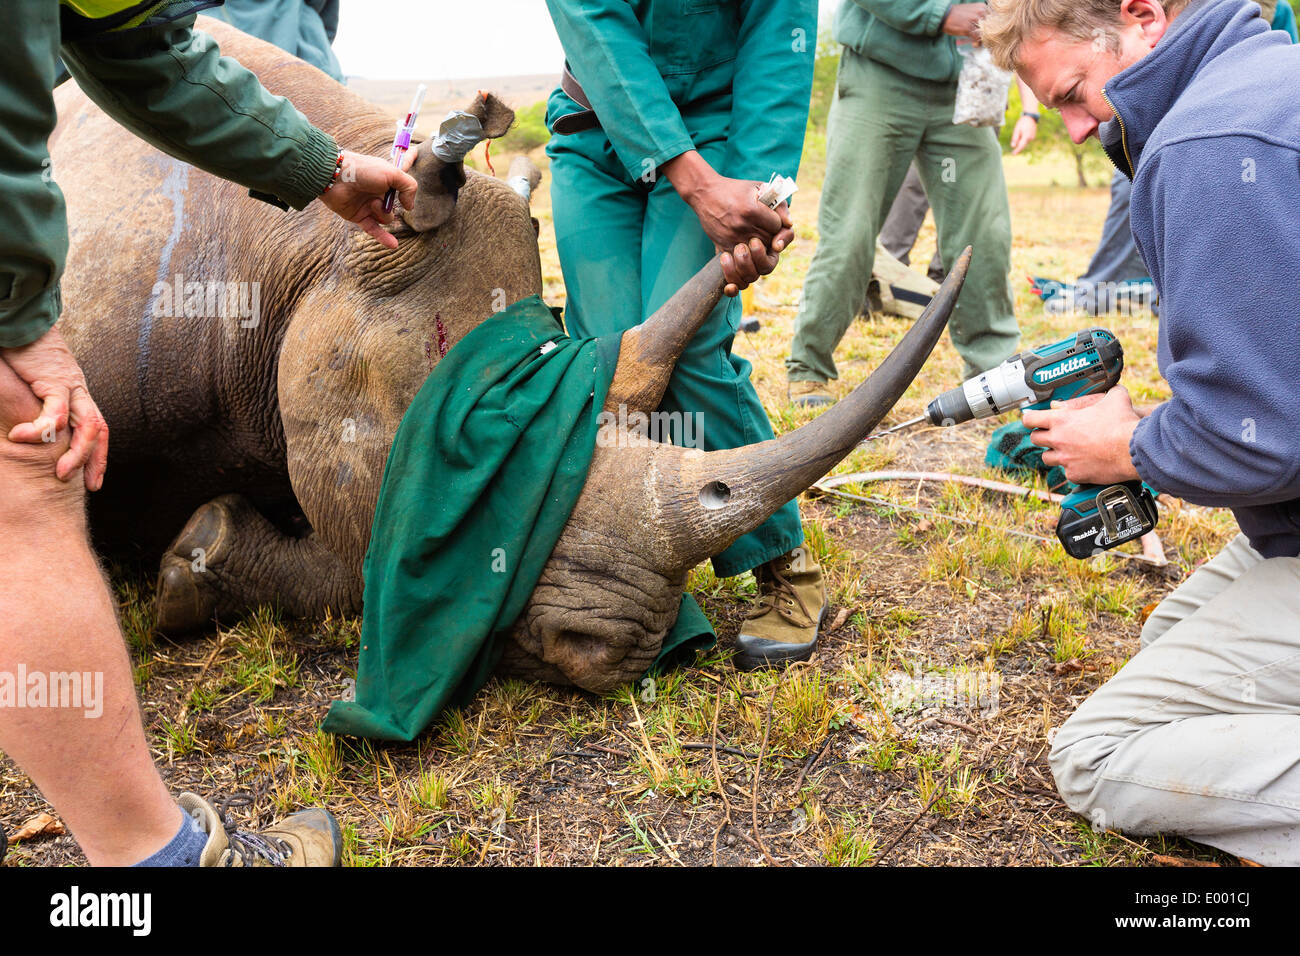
1056, 480, 1159, 559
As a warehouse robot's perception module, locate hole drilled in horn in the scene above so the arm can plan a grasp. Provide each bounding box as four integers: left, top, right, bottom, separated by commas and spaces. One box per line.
698, 480, 731, 510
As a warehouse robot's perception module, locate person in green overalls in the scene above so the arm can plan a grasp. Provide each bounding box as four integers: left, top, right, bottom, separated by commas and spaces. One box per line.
544, 0, 826, 670
209, 0, 344, 81
0, 0, 415, 867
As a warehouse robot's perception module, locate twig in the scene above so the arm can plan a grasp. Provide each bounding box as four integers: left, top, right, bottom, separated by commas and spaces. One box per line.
813, 481, 1167, 566
683, 741, 756, 759
822, 469, 1062, 503
710, 683, 733, 867
177, 630, 228, 723
794, 731, 836, 794
544, 750, 608, 764
871, 766, 959, 867
751, 681, 781, 866
1037, 832, 1071, 865
629, 695, 669, 782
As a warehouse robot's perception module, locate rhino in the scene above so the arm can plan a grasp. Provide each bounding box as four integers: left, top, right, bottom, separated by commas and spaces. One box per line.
51, 18, 967, 692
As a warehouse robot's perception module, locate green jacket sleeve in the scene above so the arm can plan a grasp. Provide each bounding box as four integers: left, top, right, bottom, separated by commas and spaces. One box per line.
0, 3, 68, 348
545, 0, 696, 182
852, 0, 951, 36
60, 11, 340, 212
723, 0, 818, 183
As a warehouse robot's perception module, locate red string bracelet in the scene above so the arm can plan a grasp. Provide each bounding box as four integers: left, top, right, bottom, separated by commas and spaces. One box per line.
321, 152, 344, 194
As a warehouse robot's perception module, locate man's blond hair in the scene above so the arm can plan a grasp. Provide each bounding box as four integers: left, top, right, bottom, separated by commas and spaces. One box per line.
983, 0, 1195, 71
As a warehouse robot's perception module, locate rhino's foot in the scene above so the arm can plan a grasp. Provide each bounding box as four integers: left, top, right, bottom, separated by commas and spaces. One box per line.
156, 494, 244, 633
155, 493, 361, 635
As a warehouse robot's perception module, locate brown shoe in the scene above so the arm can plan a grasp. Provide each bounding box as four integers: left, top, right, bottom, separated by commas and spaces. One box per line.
788, 380, 834, 408
735, 547, 828, 670
180, 793, 342, 867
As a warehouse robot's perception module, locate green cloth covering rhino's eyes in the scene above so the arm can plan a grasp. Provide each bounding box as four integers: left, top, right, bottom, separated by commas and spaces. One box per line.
322, 295, 714, 741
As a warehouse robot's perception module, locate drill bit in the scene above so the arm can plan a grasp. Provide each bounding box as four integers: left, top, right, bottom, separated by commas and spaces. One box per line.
861, 415, 927, 443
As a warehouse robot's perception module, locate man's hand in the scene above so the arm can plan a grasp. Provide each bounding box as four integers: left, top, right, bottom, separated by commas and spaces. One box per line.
718, 228, 795, 298
662, 150, 783, 249
684, 174, 784, 252
942, 3, 990, 40
2, 327, 108, 491
1010, 114, 1038, 154
1022, 386, 1142, 485
662, 150, 794, 295
319, 150, 419, 250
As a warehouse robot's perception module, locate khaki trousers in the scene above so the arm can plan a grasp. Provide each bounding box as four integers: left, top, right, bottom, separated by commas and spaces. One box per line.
1050, 534, 1300, 864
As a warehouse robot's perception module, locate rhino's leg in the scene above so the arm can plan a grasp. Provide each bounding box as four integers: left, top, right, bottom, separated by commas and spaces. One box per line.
154, 494, 361, 634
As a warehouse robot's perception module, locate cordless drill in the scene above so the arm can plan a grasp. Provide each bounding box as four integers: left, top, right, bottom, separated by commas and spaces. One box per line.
880, 328, 1159, 558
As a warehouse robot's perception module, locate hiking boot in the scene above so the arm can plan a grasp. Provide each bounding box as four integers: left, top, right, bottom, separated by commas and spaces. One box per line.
788, 380, 833, 408
179, 793, 342, 867
735, 547, 828, 670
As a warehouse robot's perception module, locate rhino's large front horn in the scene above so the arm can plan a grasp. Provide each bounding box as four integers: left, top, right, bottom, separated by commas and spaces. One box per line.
653, 248, 971, 570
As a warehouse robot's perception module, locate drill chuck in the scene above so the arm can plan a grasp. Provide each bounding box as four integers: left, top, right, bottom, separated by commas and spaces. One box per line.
925, 386, 975, 426
924, 358, 1034, 426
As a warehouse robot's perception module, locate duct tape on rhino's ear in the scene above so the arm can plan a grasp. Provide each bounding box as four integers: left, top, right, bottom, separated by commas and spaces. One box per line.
401, 135, 471, 232
401, 94, 517, 233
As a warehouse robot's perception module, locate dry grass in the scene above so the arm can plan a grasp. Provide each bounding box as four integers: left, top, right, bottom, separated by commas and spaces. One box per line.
0, 141, 1240, 867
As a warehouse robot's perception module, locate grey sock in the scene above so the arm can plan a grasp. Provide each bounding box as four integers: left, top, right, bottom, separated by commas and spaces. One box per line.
131, 807, 208, 867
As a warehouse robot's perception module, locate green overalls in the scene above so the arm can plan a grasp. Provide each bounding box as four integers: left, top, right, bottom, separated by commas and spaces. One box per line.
0, 0, 339, 350
544, 0, 817, 578
787, 0, 1021, 383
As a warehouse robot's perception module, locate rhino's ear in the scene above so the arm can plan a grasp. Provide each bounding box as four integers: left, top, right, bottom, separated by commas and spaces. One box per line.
401, 92, 515, 233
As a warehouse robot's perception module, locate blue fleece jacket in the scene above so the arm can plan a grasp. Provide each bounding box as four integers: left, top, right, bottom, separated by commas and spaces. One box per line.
1100, 0, 1300, 558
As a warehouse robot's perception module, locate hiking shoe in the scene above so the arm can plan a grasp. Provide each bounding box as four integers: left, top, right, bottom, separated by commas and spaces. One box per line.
788, 380, 833, 408
735, 547, 828, 670
179, 793, 342, 867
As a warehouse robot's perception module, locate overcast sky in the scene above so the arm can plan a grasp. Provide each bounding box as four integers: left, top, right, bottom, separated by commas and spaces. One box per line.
334, 0, 844, 80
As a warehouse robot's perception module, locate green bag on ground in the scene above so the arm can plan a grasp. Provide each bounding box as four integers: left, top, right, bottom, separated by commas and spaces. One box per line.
323, 295, 715, 741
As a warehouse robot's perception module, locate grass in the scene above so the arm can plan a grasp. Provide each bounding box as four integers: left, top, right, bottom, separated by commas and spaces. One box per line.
0, 128, 1243, 869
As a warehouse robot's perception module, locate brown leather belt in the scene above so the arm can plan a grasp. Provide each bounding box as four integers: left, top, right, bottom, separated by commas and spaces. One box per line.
552, 64, 600, 135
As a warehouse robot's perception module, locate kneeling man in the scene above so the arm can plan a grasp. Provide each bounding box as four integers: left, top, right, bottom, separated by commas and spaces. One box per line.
984, 0, 1300, 864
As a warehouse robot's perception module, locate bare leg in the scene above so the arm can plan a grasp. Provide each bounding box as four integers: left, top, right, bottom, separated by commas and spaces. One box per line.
0, 359, 178, 866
